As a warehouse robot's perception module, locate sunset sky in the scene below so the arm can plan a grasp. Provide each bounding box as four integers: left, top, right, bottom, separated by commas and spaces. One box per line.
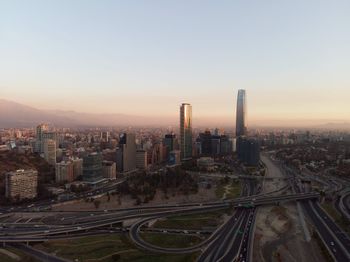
1, 1, 349, 126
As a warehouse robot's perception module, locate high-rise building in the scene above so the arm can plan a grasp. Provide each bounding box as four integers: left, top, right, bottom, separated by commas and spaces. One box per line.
35, 123, 48, 153
35, 123, 58, 153
211, 135, 221, 155
102, 161, 117, 179
237, 137, 260, 166
44, 139, 56, 166
164, 134, 177, 152
55, 161, 74, 183
136, 149, 148, 169
71, 157, 83, 180
236, 89, 247, 137
83, 152, 103, 183
180, 103, 192, 160
5, 169, 38, 202
198, 130, 212, 155
100, 131, 110, 142
116, 133, 136, 173
168, 150, 181, 166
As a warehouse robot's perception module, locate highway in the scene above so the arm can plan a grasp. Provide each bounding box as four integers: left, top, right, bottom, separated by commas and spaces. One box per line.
281, 157, 350, 262
196, 178, 257, 262
336, 191, 350, 220
1, 154, 339, 262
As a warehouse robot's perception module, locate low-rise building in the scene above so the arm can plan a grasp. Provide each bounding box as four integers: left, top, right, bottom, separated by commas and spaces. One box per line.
197, 157, 216, 171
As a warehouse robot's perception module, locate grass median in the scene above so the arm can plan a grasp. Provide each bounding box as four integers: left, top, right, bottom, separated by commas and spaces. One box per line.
152, 209, 229, 230
33, 233, 199, 262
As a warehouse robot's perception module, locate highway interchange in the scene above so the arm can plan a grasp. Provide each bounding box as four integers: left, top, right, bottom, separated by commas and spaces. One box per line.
0, 153, 349, 262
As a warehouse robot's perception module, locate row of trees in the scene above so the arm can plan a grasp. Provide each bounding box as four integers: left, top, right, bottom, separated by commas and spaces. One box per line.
118, 167, 199, 205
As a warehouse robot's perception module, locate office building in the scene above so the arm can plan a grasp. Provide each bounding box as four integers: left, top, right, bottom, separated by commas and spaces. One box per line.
35, 123, 58, 153
44, 139, 56, 166
100, 131, 110, 142
116, 133, 136, 173
236, 89, 247, 137
211, 135, 221, 155
198, 130, 212, 155
71, 157, 83, 180
35, 123, 48, 153
55, 161, 74, 183
180, 103, 192, 160
168, 150, 181, 166
220, 135, 231, 155
237, 137, 260, 166
136, 149, 148, 169
5, 169, 38, 202
102, 161, 116, 179
83, 152, 103, 182
164, 134, 177, 152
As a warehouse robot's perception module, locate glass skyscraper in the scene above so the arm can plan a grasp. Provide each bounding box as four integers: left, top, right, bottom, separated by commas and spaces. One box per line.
180, 103, 192, 160
236, 89, 247, 137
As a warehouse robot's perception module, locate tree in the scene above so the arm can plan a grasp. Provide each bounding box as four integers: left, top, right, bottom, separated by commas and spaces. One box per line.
94, 200, 101, 209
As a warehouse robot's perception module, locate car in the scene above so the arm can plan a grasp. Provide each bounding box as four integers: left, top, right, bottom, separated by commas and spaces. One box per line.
162, 230, 167, 233
183, 230, 189, 234
76, 227, 82, 230
330, 241, 335, 246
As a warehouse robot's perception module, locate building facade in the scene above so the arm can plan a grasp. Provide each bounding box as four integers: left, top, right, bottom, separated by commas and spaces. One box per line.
102, 161, 116, 179
237, 137, 260, 166
83, 152, 103, 182
116, 133, 136, 173
136, 149, 148, 169
236, 89, 247, 137
71, 157, 83, 180
44, 139, 56, 166
55, 161, 74, 183
180, 103, 192, 160
5, 169, 38, 202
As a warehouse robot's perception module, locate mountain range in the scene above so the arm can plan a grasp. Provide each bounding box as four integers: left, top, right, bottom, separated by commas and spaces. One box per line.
0, 99, 176, 128
0, 99, 349, 130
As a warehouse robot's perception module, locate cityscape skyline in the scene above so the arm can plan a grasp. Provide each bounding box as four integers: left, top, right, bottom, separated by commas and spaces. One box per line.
1, 2, 350, 261
1, 1, 350, 126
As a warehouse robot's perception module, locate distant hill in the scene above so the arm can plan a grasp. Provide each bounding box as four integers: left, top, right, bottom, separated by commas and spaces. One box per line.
0, 99, 77, 127
1, 99, 349, 129
314, 122, 350, 130
0, 99, 176, 127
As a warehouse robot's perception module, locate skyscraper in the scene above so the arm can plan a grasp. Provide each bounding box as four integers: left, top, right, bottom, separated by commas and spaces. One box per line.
180, 103, 192, 160
43, 139, 56, 166
236, 89, 247, 137
83, 152, 103, 183
35, 123, 48, 153
116, 133, 136, 173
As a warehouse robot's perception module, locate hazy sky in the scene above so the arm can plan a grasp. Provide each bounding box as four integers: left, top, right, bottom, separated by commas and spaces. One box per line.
1, 0, 349, 125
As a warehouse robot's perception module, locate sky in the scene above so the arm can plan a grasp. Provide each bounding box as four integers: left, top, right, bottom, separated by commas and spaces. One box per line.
0, 0, 349, 126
